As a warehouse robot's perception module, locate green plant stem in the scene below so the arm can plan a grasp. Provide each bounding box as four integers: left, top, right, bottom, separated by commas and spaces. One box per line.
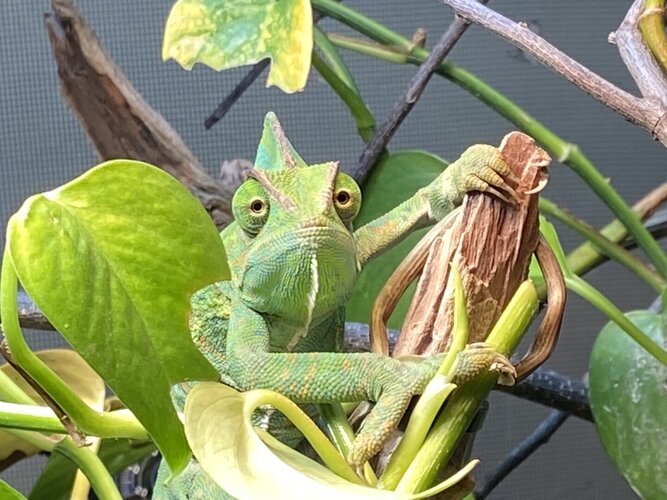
0, 370, 37, 406
326, 33, 410, 64
316, 403, 353, 456
0, 366, 65, 451
567, 215, 639, 278
311, 50, 376, 142
314, 28, 360, 95
437, 266, 469, 377
566, 276, 667, 365
0, 401, 68, 434
539, 220, 667, 365
316, 403, 378, 485
539, 198, 665, 292
314, 0, 667, 279
396, 281, 539, 493
1, 250, 148, 441
55, 438, 121, 500
639, 0, 667, 74
378, 266, 467, 489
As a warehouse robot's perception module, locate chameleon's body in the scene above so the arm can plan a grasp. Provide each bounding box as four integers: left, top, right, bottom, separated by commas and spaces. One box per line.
154, 113, 514, 498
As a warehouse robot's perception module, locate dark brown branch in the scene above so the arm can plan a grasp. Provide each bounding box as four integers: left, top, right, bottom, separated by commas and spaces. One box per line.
203, 11, 325, 129
17, 291, 54, 331
0, 342, 85, 444
353, 0, 490, 183
498, 370, 590, 421
441, 0, 667, 148
204, 60, 270, 129
9, 299, 590, 418
474, 410, 571, 499
46, 0, 233, 229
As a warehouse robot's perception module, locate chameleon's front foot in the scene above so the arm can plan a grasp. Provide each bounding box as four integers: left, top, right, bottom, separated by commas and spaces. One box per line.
345, 345, 514, 466
452, 342, 517, 386
428, 144, 517, 219
345, 357, 444, 467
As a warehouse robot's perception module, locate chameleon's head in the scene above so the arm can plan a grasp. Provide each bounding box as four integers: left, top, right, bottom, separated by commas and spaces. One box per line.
224, 113, 361, 327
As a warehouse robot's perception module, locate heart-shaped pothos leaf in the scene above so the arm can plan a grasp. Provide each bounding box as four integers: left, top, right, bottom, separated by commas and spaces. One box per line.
589, 310, 667, 498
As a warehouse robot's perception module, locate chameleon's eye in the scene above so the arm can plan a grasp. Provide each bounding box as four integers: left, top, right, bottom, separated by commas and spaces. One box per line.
332, 173, 361, 224
232, 180, 270, 237
249, 198, 267, 215
334, 189, 352, 207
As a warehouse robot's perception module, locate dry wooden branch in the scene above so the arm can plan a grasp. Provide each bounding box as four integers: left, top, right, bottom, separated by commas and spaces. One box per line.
45, 0, 234, 229
387, 132, 554, 359
441, 0, 667, 148
613, 0, 667, 110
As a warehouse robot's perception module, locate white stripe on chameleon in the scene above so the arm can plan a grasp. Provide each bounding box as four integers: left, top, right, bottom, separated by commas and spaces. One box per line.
286, 252, 319, 350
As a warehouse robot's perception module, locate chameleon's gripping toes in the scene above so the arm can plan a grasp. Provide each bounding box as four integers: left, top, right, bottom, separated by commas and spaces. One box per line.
156, 113, 516, 497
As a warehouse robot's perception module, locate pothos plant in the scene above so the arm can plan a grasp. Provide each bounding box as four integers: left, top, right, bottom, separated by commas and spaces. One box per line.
0, 0, 666, 499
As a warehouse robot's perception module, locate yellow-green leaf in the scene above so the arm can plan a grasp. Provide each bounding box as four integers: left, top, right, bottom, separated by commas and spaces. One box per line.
6, 159, 228, 475
163, 0, 313, 93
0, 479, 25, 500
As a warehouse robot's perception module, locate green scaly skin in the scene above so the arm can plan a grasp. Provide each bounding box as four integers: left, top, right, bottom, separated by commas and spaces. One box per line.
154, 113, 515, 498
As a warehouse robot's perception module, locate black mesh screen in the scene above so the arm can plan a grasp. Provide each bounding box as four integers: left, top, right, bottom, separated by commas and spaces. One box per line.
1, 2, 655, 498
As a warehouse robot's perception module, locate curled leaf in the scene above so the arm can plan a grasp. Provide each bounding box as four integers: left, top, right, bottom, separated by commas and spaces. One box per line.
184, 383, 475, 499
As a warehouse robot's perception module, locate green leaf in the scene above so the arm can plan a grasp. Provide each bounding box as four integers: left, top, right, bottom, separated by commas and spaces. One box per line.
0, 479, 25, 500
6, 160, 228, 474
347, 151, 447, 329
0, 349, 105, 470
29, 439, 156, 500
589, 310, 667, 498
163, 0, 313, 93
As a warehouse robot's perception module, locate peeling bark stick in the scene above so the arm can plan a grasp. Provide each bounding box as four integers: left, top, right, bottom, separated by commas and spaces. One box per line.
45, 0, 233, 229
383, 132, 555, 360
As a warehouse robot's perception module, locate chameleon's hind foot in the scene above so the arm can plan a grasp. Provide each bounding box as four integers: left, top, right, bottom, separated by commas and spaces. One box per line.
452, 342, 516, 386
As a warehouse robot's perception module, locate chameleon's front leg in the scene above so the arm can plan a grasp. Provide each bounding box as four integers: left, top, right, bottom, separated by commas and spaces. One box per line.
354, 144, 515, 266
224, 298, 441, 466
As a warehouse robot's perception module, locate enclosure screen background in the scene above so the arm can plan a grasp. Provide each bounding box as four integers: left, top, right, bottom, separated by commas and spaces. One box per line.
1, 2, 661, 498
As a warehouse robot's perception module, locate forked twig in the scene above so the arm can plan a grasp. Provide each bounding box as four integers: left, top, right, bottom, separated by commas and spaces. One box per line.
441, 0, 667, 147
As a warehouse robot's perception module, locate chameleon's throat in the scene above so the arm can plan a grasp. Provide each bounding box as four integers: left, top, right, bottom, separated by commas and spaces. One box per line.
286, 252, 319, 350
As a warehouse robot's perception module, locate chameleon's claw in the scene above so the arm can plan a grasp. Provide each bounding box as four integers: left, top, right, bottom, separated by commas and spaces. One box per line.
458, 145, 518, 204
473, 178, 516, 205
451, 342, 517, 386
